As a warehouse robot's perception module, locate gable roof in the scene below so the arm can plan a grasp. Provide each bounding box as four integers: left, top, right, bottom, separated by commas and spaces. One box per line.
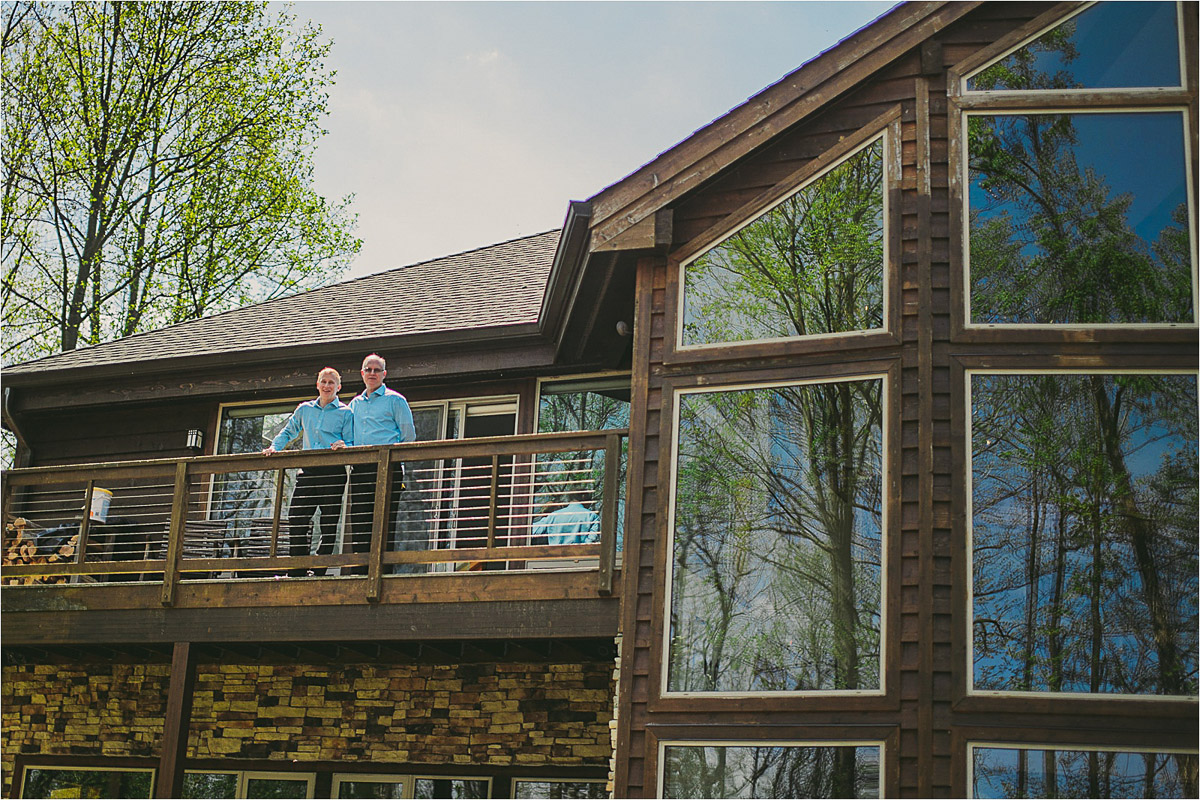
4, 230, 561, 381
584, 1, 976, 249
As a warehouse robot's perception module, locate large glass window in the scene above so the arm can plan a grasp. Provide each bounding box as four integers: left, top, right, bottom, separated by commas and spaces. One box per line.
967, 111, 1193, 325
680, 137, 885, 347
965, 1, 1181, 91
970, 745, 1197, 799
666, 378, 884, 694
660, 742, 881, 799
969, 372, 1198, 696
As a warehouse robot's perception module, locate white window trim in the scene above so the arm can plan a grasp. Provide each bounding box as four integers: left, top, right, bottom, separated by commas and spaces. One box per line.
656, 739, 886, 800
965, 741, 1198, 799
20, 765, 156, 799
661, 374, 889, 698
239, 770, 315, 798
675, 132, 891, 352
964, 367, 1200, 700
511, 776, 608, 797
960, 106, 1199, 330
961, 1, 1188, 94
330, 772, 413, 797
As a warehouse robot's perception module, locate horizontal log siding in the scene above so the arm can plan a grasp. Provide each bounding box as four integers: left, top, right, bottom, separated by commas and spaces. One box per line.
612, 4, 1198, 798
2, 659, 614, 797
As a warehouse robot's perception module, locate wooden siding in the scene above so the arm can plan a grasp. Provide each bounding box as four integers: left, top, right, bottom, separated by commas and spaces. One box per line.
612, 3, 1199, 798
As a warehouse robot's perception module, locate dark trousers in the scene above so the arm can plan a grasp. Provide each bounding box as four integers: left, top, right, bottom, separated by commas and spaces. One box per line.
348, 462, 405, 574
288, 465, 347, 576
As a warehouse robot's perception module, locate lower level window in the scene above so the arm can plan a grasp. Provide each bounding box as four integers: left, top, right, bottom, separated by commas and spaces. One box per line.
512, 778, 608, 798
183, 771, 314, 798
21, 767, 153, 799
969, 745, 1198, 798
332, 774, 491, 798
659, 742, 882, 798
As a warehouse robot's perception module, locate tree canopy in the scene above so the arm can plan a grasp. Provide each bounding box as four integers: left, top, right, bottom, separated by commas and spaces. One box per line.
1, 1, 360, 364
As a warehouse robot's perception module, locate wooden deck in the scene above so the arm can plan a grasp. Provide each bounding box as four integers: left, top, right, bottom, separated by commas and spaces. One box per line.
1, 431, 625, 648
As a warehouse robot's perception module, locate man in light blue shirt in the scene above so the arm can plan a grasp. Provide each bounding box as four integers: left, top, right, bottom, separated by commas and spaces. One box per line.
347, 353, 417, 573
531, 500, 601, 546
263, 367, 354, 576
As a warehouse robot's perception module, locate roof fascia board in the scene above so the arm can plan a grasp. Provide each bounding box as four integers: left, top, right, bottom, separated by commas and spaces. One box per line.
587, 1, 978, 248
538, 200, 594, 354
9, 338, 562, 414
1, 322, 550, 392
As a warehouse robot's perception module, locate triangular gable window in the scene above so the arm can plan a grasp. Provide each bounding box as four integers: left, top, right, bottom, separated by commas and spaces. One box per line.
966, 1, 1181, 91
680, 137, 885, 348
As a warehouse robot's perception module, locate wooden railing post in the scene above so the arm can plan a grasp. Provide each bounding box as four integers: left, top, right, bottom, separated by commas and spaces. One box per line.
160, 461, 190, 607
598, 433, 621, 595
74, 480, 95, 568
366, 448, 393, 603
486, 454, 500, 551
268, 468, 286, 557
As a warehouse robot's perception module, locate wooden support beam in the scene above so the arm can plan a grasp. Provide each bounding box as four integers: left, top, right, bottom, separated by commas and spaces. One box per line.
155, 641, 197, 799
160, 462, 190, 607
591, 208, 674, 253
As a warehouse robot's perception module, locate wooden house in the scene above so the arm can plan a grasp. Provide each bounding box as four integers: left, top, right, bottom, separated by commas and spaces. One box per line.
3, 2, 1197, 797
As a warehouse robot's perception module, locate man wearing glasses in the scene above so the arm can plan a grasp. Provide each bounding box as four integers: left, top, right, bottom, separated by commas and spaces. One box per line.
347, 353, 416, 574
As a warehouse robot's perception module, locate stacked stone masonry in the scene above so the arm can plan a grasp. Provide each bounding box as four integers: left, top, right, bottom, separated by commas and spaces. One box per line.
2, 659, 614, 795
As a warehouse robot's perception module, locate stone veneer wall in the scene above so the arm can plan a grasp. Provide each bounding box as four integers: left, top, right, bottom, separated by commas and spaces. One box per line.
3, 659, 613, 796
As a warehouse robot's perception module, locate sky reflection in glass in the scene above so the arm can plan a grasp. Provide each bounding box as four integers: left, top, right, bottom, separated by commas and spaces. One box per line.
970, 373, 1198, 696
972, 746, 1197, 799
967, 1, 1180, 91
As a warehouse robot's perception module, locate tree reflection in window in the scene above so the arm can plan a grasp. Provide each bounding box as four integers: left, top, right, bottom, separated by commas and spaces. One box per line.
662, 743, 880, 799
971, 746, 1197, 799
966, 1, 1181, 91
968, 110, 1193, 325
971, 373, 1198, 696
681, 139, 884, 347
668, 378, 883, 694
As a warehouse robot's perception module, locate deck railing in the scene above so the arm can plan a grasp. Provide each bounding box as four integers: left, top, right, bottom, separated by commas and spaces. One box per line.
1, 430, 625, 603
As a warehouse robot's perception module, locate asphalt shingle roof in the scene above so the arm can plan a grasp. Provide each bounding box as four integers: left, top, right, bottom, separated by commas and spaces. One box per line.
5, 230, 561, 377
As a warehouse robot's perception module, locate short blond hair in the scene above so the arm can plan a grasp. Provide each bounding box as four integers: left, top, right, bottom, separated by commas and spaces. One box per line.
318, 367, 341, 386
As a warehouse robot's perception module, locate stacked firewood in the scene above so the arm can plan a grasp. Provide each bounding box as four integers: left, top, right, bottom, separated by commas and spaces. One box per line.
2, 518, 74, 585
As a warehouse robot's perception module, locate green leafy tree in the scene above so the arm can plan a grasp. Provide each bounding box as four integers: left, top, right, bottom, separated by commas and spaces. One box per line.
1, 1, 360, 363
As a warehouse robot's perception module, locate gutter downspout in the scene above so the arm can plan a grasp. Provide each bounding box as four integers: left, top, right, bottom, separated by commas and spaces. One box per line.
2, 386, 32, 467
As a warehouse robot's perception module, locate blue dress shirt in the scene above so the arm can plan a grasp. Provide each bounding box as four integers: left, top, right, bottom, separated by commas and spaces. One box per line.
349, 385, 417, 446
271, 397, 355, 451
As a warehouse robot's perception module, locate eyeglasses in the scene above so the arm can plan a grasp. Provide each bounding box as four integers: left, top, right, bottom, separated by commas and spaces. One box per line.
362, 367, 384, 373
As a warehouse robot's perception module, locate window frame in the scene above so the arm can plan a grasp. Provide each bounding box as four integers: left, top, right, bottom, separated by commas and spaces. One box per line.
959, 364, 1199, 705
658, 369, 894, 702
662, 108, 902, 366
654, 737, 888, 800
946, 0, 1199, 344
510, 777, 608, 799
958, 106, 1197, 331
18, 764, 156, 799
965, 741, 1199, 799
961, 1, 1188, 95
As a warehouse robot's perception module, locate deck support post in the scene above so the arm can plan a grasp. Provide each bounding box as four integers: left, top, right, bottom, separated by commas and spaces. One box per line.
155, 641, 197, 799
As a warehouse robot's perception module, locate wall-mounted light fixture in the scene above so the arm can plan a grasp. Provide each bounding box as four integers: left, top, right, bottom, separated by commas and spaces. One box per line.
186, 429, 204, 451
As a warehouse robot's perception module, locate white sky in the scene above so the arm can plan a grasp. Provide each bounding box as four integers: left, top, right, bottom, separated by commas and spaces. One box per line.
288, 1, 897, 279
